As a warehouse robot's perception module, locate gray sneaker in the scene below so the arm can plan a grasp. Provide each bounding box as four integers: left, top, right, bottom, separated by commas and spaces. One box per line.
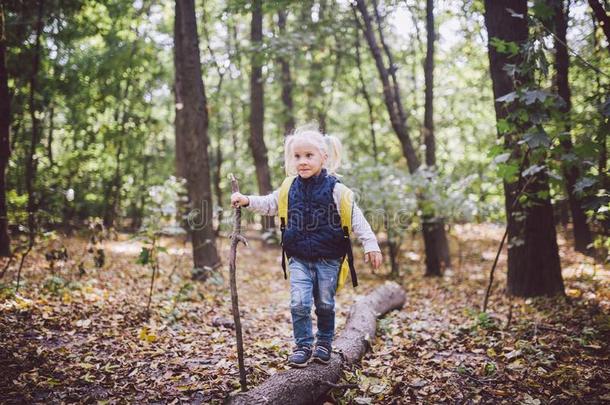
311, 342, 332, 364
288, 345, 312, 368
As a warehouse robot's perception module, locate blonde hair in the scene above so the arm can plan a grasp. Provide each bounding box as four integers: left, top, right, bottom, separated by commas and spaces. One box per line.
284, 124, 343, 177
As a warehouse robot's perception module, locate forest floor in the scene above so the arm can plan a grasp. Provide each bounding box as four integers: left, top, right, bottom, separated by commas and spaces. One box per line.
0, 224, 609, 404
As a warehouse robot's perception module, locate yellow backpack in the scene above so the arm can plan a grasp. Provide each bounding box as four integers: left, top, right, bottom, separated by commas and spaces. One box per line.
278, 176, 358, 291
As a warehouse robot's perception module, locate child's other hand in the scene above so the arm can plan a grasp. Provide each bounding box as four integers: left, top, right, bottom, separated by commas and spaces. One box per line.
231, 192, 249, 208
364, 251, 383, 269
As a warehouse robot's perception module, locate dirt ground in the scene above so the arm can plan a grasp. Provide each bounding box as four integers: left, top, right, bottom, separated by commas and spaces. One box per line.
1, 224, 608, 404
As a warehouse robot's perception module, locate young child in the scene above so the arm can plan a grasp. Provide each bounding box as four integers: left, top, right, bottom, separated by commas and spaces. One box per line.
231, 126, 382, 367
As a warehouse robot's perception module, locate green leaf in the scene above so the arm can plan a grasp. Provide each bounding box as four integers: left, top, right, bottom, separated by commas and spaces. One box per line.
522, 164, 544, 177
484, 362, 497, 376
498, 163, 519, 183
488, 144, 506, 158
574, 177, 596, 194
493, 152, 511, 164
490, 37, 519, 56
497, 119, 512, 134
506, 8, 524, 19
496, 92, 518, 103
531, 1, 554, 20
137, 247, 150, 265
502, 63, 518, 77
522, 131, 550, 148
517, 109, 530, 123
522, 89, 551, 105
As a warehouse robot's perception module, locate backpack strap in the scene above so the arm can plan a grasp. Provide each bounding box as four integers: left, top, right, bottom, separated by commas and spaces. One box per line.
335, 183, 358, 289
278, 176, 296, 279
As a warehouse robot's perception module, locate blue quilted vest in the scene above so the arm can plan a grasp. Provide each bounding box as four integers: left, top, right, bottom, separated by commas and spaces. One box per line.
282, 169, 347, 261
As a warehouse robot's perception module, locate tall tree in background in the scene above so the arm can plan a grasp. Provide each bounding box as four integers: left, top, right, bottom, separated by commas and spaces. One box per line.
353, 7, 399, 275
103, 75, 133, 228
277, 10, 295, 136
25, 0, 44, 245
249, 0, 275, 233
174, 0, 220, 279
201, 1, 227, 237
423, 0, 451, 268
302, 0, 343, 134
587, 0, 610, 46
355, 0, 447, 276
423, 0, 436, 169
484, 0, 564, 296
547, 0, 593, 253
0, 4, 10, 256
589, 0, 610, 208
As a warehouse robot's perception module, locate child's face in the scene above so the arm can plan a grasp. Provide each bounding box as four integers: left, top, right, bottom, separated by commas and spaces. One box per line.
292, 139, 326, 179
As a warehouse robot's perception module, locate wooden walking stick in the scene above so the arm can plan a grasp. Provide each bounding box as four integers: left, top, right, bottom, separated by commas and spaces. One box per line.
229, 174, 248, 391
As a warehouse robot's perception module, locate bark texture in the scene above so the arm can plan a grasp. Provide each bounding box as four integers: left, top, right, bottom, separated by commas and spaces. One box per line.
587, 0, 610, 46
213, 140, 223, 236
174, 0, 220, 277
484, 0, 564, 297
353, 11, 401, 276
549, 0, 593, 253
228, 282, 406, 404
424, 0, 435, 168
277, 10, 295, 136
423, 0, 451, 271
0, 4, 10, 256
25, 0, 44, 245
249, 0, 275, 232
356, 0, 449, 276
355, 0, 419, 174
229, 175, 248, 391
422, 220, 441, 276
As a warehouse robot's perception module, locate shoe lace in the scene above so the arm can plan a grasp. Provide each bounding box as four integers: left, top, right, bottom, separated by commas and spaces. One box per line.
316, 345, 330, 354
293, 346, 310, 355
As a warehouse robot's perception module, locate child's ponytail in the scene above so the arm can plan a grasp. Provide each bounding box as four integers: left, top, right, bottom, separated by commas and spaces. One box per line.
324, 135, 342, 177
284, 135, 296, 176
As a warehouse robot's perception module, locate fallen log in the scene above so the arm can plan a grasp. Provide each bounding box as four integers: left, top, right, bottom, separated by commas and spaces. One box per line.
228, 281, 406, 405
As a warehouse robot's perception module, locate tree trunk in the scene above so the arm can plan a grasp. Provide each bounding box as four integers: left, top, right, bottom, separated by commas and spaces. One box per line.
353, 10, 378, 162
0, 4, 11, 256
356, 0, 445, 276
371, 0, 410, 148
47, 106, 54, 167
600, 113, 609, 193
355, 0, 419, 173
103, 141, 123, 229
131, 154, 150, 231
303, 1, 329, 130
104, 78, 133, 229
354, 11, 401, 276
25, 0, 44, 245
423, 0, 451, 269
554, 198, 570, 228
424, 0, 435, 168
227, 20, 240, 176
213, 139, 223, 236
587, 0, 610, 46
277, 10, 295, 136
228, 282, 406, 405
548, 0, 593, 253
483, 0, 564, 297
249, 0, 275, 233
422, 220, 441, 277
174, 0, 220, 278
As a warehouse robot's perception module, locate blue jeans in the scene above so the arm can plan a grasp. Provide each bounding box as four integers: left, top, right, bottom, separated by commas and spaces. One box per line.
289, 256, 341, 348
